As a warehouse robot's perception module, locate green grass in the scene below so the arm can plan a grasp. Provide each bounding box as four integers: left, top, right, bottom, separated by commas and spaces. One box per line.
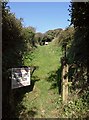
24, 42, 62, 78
15, 42, 89, 119
16, 42, 62, 118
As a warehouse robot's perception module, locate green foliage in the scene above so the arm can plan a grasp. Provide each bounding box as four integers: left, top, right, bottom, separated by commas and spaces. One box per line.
23, 51, 35, 66
22, 27, 36, 49
60, 97, 89, 118
53, 27, 74, 61
34, 32, 43, 45
2, 2, 26, 70
68, 2, 89, 64
68, 2, 89, 92
41, 28, 62, 45
54, 27, 74, 45
45, 28, 62, 38
70, 2, 89, 29
2, 2, 28, 118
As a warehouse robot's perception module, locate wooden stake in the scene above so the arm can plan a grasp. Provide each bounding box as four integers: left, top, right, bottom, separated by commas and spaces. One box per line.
62, 64, 68, 103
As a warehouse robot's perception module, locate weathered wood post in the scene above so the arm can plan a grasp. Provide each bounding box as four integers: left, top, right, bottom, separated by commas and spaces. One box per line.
61, 58, 68, 103
61, 41, 69, 103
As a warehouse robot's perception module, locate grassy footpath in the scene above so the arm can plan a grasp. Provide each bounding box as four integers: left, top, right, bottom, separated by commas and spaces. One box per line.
15, 42, 89, 119
17, 42, 62, 118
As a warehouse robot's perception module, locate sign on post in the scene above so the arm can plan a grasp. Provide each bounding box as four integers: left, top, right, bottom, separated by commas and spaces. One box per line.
11, 67, 30, 89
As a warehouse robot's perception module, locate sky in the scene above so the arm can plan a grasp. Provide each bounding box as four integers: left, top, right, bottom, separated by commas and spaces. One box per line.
8, 2, 71, 33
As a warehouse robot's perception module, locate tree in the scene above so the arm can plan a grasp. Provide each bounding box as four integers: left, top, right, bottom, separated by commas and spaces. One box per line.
2, 2, 27, 118
68, 2, 89, 86
34, 32, 43, 45
69, 2, 89, 63
22, 27, 36, 50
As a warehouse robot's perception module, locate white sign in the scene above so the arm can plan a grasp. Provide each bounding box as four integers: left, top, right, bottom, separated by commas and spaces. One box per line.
45, 42, 48, 45
11, 67, 30, 89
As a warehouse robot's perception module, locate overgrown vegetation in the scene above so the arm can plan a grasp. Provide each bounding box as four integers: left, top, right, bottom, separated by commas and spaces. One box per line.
2, 1, 89, 119
2, 1, 36, 118
2, 2, 26, 118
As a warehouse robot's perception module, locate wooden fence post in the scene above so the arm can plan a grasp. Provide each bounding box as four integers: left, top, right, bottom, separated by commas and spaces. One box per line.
62, 63, 68, 103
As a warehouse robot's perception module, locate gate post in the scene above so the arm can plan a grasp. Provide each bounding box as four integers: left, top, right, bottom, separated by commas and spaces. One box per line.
61, 58, 68, 103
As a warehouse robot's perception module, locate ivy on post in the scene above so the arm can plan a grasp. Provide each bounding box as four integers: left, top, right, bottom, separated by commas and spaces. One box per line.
61, 42, 69, 103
